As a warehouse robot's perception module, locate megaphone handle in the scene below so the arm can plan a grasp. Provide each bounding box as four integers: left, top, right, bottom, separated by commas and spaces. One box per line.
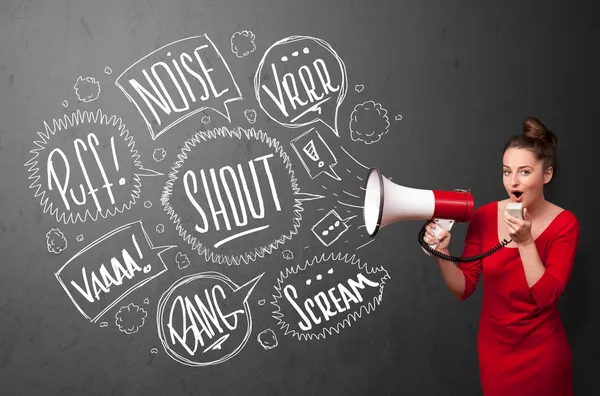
422, 218, 455, 256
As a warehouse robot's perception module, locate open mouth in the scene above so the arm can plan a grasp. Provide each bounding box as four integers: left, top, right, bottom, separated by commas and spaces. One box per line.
513, 191, 523, 200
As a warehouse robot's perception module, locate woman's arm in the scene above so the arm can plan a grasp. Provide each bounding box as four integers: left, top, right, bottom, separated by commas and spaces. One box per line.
527, 218, 580, 310
434, 250, 467, 300
518, 241, 545, 287
430, 209, 483, 301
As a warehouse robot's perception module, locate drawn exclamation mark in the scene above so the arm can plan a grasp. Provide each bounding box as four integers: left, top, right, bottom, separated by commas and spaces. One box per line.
131, 233, 144, 259
131, 233, 152, 273
111, 136, 126, 186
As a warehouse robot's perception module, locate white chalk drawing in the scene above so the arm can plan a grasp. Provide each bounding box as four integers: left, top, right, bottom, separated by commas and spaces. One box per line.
62, 100, 68, 108
310, 267, 333, 284
46, 228, 67, 254
290, 127, 341, 181
153, 148, 166, 162
24, 109, 163, 224
271, 252, 389, 341
74, 76, 101, 102
231, 30, 257, 58
100, 321, 108, 327
115, 303, 148, 334
244, 109, 257, 124
156, 271, 263, 366
55, 221, 175, 322
329, 146, 370, 214
254, 35, 348, 137
104, 66, 112, 75
349, 100, 390, 144
175, 252, 190, 269
395, 114, 402, 121
143, 298, 150, 304
76, 234, 84, 242
311, 210, 353, 247
356, 239, 375, 250
354, 84, 364, 93
144, 200, 152, 208
156, 224, 165, 233
201, 115, 210, 124
115, 35, 243, 141
161, 126, 323, 266
282, 249, 293, 260
151, 348, 158, 354
258, 299, 266, 306
257, 328, 278, 350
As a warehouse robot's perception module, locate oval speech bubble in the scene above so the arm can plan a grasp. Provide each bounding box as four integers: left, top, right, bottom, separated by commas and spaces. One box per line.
254, 36, 348, 137
25, 109, 162, 224
160, 126, 322, 265
271, 252, 390, 341
156, 271, 263, 366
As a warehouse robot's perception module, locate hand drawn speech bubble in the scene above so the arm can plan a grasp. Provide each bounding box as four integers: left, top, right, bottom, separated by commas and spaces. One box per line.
271, 252, 390, 341
55, 221, 175, 323
115, 35, 243, 140
254, 35, 348, 137
24, 109, 162, 224
290, 127, 341, 181
160, 126, 323, 266
156, 271, 263, 366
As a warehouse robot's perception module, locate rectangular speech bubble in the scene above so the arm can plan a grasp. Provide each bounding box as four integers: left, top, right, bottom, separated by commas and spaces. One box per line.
55, 221, 175, 322
115, 35, 242, 140
290, 127, 340, 181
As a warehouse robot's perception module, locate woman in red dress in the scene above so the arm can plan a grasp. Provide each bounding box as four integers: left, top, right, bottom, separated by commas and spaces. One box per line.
423, 117, 580, 395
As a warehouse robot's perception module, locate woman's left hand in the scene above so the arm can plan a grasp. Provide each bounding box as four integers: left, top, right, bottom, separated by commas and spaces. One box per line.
504, 207, 534, 245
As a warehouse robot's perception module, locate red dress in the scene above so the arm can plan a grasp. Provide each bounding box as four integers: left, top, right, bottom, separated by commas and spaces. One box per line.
457, 201, 580, 396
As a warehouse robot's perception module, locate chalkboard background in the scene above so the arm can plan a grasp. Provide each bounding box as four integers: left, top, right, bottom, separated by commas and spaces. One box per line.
0, 0, 595, 395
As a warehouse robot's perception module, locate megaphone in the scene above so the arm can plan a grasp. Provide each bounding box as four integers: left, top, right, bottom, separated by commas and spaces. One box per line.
363, 167, 474, 255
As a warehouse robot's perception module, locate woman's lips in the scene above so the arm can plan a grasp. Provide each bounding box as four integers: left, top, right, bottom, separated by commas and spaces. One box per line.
512, 191, 523, 202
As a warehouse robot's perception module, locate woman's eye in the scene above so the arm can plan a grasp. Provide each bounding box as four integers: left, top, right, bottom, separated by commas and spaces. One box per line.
503, 170, 510, 176
521, 170, 530, 175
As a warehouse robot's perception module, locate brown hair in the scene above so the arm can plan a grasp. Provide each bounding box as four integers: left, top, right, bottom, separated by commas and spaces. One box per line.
503, 117, 558, 182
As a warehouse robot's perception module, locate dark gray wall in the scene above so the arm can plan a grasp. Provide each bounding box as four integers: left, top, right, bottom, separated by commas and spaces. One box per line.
0, 0, 595, 395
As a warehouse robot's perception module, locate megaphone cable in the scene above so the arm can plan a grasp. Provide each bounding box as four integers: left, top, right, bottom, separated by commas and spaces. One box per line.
418, 220, 512, 263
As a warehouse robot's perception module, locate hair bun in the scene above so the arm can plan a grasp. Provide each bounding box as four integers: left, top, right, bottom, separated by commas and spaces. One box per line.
523, 116, 557, 148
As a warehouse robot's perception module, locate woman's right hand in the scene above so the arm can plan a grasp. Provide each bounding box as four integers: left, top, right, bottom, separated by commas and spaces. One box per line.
423, 221, 452, 251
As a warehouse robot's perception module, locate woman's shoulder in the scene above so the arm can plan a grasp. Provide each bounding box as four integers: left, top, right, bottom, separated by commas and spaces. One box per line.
549, 202, 579, 227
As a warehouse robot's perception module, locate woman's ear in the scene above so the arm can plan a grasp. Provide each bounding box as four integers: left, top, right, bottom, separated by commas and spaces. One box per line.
543, 166, 553, 184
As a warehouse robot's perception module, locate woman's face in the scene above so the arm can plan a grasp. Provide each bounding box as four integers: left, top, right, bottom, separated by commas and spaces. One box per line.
502, 147, 552, 206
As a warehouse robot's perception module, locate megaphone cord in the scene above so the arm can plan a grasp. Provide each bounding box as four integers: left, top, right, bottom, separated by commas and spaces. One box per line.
418, 220, 512, 263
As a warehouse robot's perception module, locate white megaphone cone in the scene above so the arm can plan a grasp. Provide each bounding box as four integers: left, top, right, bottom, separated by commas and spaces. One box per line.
363, 168, 474, 255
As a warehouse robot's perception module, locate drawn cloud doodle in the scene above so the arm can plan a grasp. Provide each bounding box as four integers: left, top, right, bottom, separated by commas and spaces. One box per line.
175, 252, 190, 269
115, 303, 148, 334
244, 109, 257, 124
46, 228, 67, 254
74, 76, 101, 102
231, 30, 256, 58
153, 148, 166, 162
257, 328, 278, 350
349, 100, 390, 144
271, 252, 390, 341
